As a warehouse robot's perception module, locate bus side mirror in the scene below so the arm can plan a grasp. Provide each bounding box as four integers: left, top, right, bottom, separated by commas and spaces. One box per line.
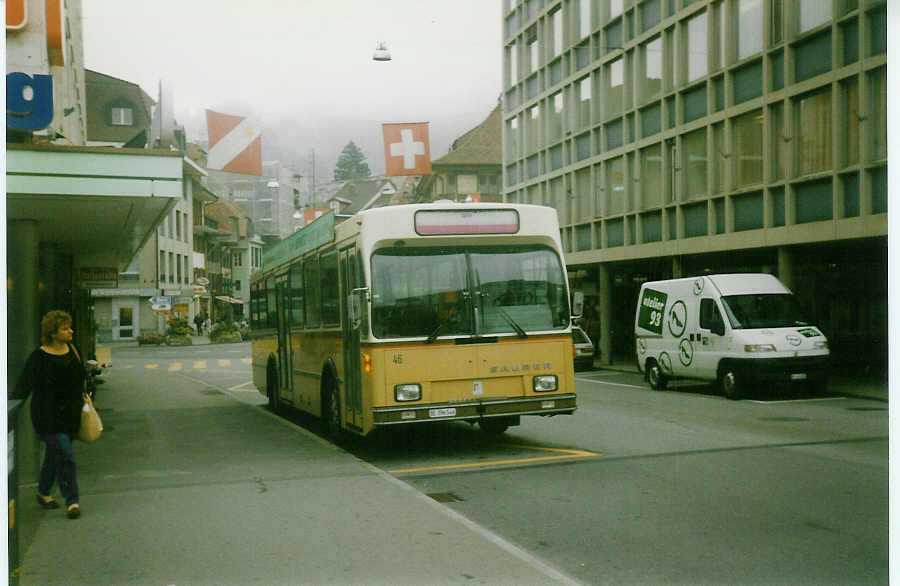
571, 291, 584, 320
349, 287, 369, 331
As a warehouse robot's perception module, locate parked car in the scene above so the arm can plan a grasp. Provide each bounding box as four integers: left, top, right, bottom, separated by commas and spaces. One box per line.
572, 326, 595, 371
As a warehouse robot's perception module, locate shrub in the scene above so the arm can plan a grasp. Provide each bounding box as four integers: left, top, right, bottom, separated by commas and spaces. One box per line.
137, 332, 165, 346
238, 326, 251, 340
210, 321, 242, 344
164, 316, 192, 346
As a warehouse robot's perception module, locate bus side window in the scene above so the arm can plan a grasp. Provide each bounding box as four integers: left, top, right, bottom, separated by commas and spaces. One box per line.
290, 262, 304, 327
699, 298, 725, 334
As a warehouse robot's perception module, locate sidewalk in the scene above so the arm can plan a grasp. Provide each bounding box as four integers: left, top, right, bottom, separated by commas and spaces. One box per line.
16, 346, 576, 585
592, 357, 888, 403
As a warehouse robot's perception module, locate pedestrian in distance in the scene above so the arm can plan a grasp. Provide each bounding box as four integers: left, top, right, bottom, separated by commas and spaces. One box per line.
10, 310, 86, 519
194, 312, 204, 336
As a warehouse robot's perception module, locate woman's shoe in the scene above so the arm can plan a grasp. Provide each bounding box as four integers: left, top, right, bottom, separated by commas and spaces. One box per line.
36, 493, 60, 509
66, 504, 81, 519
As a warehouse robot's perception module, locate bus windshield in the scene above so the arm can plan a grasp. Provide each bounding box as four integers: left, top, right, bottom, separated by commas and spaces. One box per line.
371, 245, 569, 339
720, 293, 809, 329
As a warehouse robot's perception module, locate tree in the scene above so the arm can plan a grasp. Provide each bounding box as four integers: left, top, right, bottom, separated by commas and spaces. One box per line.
333, 141, 371, 181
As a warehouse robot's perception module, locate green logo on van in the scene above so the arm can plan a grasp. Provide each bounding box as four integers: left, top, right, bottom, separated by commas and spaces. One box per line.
638, 288, 667, 335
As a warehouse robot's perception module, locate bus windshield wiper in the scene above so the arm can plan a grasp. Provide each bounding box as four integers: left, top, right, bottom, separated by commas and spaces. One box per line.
425, 318, 452, 344
486, 294, 528, 339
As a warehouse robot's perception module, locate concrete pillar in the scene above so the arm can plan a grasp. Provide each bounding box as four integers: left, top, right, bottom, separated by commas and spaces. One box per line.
597, 263, 613, 366
7, 220, 41, 484
777, 246, 794, 290
672, 256, 683, 279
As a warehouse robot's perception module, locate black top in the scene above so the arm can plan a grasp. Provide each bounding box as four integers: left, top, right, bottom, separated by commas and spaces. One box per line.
12, 345, 85, 435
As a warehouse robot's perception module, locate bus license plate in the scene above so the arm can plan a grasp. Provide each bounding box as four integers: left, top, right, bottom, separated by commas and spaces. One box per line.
429, 408, 456, 418
790, 373, 807, 381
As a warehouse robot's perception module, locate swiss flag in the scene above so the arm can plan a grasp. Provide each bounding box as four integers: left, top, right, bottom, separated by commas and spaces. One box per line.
206, 110, 262, 176
382, 122, 431, 176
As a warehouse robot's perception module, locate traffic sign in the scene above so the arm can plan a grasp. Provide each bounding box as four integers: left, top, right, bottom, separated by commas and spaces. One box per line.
151, 303, 171, 311
149, 296, 171, 305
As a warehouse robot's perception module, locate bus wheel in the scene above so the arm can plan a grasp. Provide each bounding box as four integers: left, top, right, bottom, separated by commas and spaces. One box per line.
323, 377, 341, 440
647, 360, 668, 391
720, 367, 742, 400
479, 418, 510, 435
267, 361, 279, 413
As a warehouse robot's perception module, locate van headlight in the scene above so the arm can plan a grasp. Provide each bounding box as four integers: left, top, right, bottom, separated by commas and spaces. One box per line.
814, 341, 828, 349
394, 384, 421, 402
533, 375, 558, 392
744, 344, 776, 352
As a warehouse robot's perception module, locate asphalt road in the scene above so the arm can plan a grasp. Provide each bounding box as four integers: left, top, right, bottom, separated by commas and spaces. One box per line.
106, 343, 889, 585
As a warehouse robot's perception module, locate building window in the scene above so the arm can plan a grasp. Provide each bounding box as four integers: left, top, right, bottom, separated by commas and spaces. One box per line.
734, 110, 763, 186
639, 0, 661, 33
733, 191, 764, 231
605, 119, 624, 150
549, 92, 564, 142
640, 36, 663, 103
233, 251, 243, 267
507, 41, 518, 86
736, 0, 763, 60
577, 77, 591, 129
168, 252, 175, 283
841, 78, 859, 167
683, 128, 707, 199
797, 0, 830, 33
175, 211, 182, 240
159, 250, 166, 282
770, 101, 785, 180
506, 118, 519, 162
527, 105, 540, 152
605, 57, 624, 118
551, 8, 563, 57
183, 256, 189, 284
641, 144, 663, 208
795, 31, 831, 82
868, 67, 887, 162
795, 89, 831, 176
795, 178, 833, 223
526, 26, 539, 74
683, 201, 708, 237
578, 0, 591, 39
110, 106, 133, 126
610, 0, 624, 19
686, 11, 708, 83
606, 156, 626, 215
234, 279, 242, 292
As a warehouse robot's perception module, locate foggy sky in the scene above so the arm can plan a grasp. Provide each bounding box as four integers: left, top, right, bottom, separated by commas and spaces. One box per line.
81, 0, 503, 178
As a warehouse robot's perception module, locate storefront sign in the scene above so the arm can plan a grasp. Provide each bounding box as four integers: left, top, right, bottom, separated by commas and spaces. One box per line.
7, 72, 53, 130
79, 267, 117, 288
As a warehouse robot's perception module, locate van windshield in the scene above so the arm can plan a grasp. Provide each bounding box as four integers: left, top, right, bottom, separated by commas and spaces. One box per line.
720, 294, 809, 329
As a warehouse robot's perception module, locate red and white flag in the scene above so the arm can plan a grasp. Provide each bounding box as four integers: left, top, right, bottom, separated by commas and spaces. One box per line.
382, 122, 431, 176
206, 109, 262, 175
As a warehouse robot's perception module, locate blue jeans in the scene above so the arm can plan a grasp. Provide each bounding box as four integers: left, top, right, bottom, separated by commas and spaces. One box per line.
39, 433, 79, 507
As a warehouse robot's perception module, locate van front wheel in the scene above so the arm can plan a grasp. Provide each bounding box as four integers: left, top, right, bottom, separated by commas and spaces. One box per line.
647, 360, 668, 391
720, 368, 742, 400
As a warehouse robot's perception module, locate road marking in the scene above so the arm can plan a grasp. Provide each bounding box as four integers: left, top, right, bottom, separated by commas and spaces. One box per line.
576, 376, 646, 390
388, 445, 600, 474
241, 358, 252, 365
217, 359, 231, 367
145, 364, 158, 369
747, 397, 846, 404
168, 363, 182, 372
193, 360, 207, 369
228, 381, 255, 391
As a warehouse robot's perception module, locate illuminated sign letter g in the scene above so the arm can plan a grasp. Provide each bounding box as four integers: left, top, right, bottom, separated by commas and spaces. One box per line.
7, 72, 54, 130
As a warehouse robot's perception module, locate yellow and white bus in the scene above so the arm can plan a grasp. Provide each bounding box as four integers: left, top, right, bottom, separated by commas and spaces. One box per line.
250, 202, 582, 437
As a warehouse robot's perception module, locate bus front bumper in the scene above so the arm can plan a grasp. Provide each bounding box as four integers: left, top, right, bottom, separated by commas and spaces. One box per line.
372, 394, 577, 426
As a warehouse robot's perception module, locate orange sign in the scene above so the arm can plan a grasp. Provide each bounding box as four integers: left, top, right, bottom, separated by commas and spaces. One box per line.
6, 0, 27, 29
382, 122, 431, 176
45, 0, 65, 66
206, 110, 262, 175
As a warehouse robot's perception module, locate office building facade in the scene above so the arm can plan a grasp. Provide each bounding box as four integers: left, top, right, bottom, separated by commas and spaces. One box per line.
501, 0, 888, 374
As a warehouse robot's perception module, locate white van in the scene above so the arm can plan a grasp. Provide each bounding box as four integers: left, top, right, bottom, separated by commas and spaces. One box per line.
634, 273, 829, 399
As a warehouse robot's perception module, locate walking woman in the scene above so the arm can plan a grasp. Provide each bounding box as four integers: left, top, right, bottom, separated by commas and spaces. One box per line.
12, 310, 86, 519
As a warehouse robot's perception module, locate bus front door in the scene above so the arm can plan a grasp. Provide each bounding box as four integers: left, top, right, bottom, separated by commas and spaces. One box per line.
275, 278, 293, 402
340, 248, 363, 430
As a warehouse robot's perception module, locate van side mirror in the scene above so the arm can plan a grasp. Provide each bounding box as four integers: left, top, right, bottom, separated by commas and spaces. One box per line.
711, 320, 725, 336
571, 291, 584, 319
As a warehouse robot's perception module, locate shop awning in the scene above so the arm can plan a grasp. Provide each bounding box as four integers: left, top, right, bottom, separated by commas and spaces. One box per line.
6, 144, 184, 271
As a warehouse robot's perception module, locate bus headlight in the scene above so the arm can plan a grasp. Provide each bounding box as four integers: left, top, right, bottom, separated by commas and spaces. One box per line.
533, 375, 558, 392
394, 383, 421, 402
744, 344, 776, 352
